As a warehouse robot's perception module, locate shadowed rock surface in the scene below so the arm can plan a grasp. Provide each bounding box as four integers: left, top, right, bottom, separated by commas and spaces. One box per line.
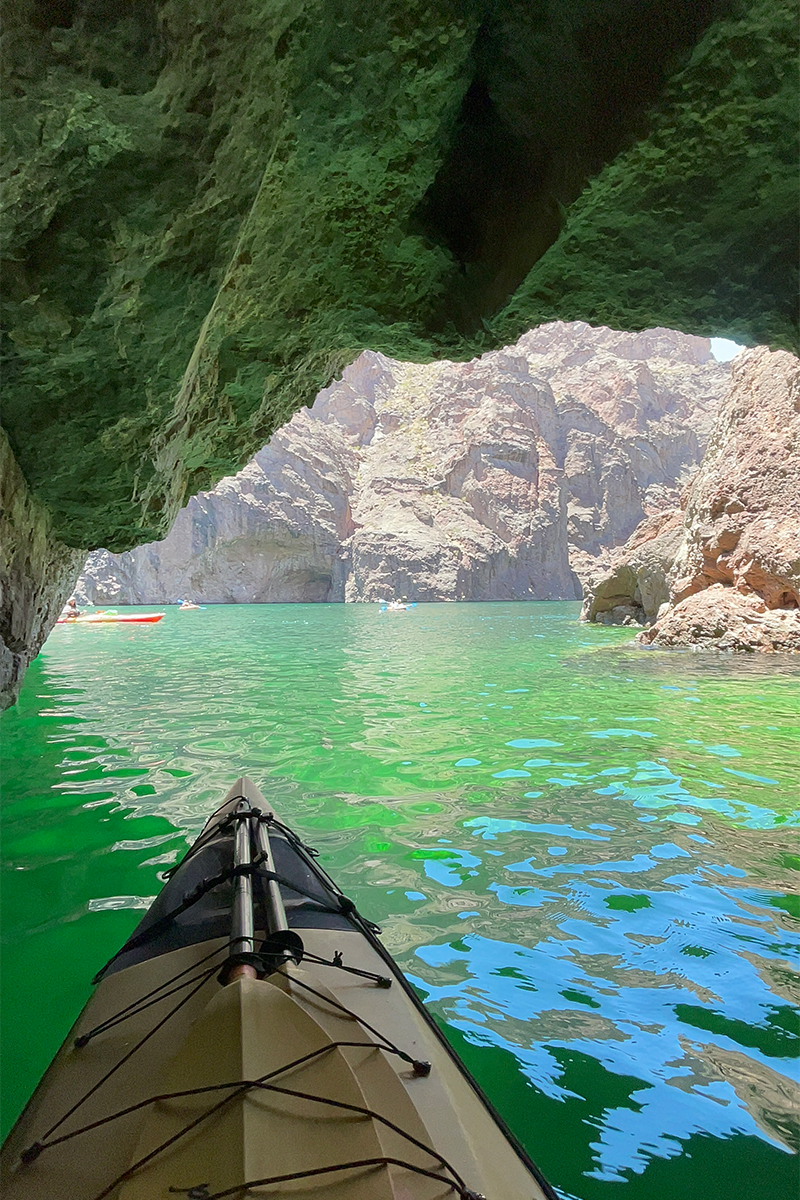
76, 324, 729, 604
0, 431, 86, 707
2, 1, 797, 701
584, 347, 800, 651
3, 0, 796, 555
579, 509, 685, 626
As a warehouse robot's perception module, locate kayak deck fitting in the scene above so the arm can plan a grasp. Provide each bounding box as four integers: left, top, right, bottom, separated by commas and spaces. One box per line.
1, 778, 555, 1199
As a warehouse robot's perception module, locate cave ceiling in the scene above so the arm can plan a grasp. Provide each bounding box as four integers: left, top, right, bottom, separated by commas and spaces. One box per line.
2, 0, 797, 550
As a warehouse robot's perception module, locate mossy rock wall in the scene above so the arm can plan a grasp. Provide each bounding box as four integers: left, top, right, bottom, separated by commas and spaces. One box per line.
2, 0, 797, 553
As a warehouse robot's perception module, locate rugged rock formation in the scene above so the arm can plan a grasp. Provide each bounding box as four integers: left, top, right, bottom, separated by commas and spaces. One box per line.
584, 347, 800, 651
2, 2, 796, 705
3, 1, 796, 558
639, 586, 800, 653
579, 509, 685, 626
76, 323, 729, 604
0, 431, 85, 707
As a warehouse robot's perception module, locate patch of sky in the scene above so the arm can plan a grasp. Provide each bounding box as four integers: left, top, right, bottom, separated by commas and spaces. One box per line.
710, 337, 745, 361
492, 768, 531, 778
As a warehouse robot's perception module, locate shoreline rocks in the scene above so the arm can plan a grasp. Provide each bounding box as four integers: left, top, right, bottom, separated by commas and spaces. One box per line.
583, 347, 800, 652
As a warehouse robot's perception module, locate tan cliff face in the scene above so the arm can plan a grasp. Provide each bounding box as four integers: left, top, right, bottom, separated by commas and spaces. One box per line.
584, 346, 800, 652
76, 323, 728, 606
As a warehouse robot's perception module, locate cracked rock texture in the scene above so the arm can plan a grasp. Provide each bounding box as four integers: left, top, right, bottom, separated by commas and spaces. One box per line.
76, 323, 728, 604
3, 0, 796, 706
584, 347, 800, 651
0, 431, 86, 708
2, 0, 796, 558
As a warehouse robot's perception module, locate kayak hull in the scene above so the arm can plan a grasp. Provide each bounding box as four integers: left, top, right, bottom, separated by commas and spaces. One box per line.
1, 778, 555, 1200
56, 614, 164, 625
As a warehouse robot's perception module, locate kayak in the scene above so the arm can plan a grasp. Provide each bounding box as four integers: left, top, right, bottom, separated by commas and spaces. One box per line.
1, 778, 556, 1200
56, 613, 165, 625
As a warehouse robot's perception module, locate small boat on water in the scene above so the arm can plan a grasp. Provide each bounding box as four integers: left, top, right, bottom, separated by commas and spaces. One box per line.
1, 778, 555, 1200
56, 612, 165, 626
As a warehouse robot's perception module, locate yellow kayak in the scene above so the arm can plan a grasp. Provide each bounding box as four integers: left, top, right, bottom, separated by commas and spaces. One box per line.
1, 778, 555, 1199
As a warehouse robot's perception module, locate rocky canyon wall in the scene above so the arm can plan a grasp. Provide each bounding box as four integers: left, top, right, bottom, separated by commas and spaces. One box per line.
76, 323, 729, 605
583, 347, 800, 651
3, 1, 796, 559
3, 1, 796, 706
0, 433, 85, 707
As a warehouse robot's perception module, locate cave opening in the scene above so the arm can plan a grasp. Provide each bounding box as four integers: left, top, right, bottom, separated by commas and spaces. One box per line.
413, 0, 735, 329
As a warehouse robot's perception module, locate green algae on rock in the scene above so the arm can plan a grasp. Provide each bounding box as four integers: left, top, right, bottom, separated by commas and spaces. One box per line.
492, 0, 800, 357
4, 0, 796, 558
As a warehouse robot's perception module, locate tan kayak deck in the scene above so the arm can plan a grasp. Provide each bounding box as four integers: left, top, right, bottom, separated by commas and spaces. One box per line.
1, 779, 553, 1200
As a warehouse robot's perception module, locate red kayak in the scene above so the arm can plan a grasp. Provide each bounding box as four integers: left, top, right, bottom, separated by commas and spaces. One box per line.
56, 613, 165, 625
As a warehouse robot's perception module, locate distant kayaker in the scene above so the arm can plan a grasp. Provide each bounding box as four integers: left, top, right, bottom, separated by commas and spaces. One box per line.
61, 597, 81, 619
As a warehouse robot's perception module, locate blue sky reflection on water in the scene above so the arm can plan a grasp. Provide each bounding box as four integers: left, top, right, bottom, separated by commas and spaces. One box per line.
409, 831, 799, 1182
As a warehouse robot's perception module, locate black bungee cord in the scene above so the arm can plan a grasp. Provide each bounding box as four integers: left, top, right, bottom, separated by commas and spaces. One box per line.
17, 801, 489, 1200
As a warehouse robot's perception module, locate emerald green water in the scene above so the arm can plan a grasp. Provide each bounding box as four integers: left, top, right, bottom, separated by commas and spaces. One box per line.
2, 602, 798, 1198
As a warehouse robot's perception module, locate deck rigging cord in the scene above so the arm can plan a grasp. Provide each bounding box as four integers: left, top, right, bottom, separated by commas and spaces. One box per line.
16, 799, 494, 1199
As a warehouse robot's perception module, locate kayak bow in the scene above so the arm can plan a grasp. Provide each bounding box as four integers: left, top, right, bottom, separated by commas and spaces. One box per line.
1, 778, 555, 1200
